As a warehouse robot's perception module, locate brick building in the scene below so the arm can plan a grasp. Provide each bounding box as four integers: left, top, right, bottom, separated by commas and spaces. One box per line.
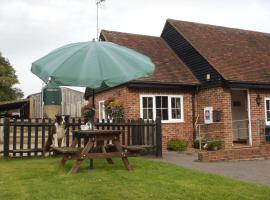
85, 19, 270, 159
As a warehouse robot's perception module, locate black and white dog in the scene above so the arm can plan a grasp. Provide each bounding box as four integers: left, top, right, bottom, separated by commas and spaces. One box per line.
53, 115, 69, 147
44, 115, 69, 151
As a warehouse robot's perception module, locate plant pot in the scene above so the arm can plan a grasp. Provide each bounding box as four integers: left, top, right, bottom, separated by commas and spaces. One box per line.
213, 146, 218, 151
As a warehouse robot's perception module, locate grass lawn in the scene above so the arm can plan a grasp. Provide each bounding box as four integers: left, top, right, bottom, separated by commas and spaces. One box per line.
0, 157, 269, 200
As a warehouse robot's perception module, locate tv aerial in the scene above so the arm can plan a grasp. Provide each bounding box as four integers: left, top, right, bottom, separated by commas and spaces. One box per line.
96, 0, 106, 40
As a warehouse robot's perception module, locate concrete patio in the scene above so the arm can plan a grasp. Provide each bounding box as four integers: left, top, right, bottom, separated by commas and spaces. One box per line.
149, 150, 270, 186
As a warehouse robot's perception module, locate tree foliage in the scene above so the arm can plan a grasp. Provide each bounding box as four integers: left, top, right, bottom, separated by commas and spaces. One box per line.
0, 53, 23, 101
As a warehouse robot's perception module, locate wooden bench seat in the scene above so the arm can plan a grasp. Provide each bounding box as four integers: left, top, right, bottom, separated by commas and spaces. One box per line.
12, 148, 44, 153
122, 145, 154, 153
52, 147, 81, 154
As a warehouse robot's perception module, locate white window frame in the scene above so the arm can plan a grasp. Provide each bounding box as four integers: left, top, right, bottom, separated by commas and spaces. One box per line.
265, 97, 270, 125
140, 94, 184, 123
99, 100, 106, 120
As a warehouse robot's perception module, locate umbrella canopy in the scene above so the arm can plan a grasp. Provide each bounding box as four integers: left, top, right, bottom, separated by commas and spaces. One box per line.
31, 41, 155, 88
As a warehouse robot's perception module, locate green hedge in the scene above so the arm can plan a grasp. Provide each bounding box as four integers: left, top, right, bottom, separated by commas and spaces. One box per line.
167, 139, 188, 151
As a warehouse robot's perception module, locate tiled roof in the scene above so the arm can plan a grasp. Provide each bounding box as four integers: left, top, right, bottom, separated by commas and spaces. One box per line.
168, 19, 270, 84
100, 30, 199, 85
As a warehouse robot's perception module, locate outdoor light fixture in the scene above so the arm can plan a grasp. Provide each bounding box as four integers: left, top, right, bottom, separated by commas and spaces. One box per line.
206, 73, 211, 81
256, 94, 262, 106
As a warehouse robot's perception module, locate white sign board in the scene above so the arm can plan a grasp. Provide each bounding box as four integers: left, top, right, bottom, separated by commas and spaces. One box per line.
204, 107, 213, 124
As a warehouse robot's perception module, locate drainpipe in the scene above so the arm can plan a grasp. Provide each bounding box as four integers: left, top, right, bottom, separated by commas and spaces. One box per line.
192, 86, 199, 140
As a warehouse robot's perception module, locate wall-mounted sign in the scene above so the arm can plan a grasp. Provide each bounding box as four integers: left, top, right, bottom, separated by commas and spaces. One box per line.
204, 107, 213, 124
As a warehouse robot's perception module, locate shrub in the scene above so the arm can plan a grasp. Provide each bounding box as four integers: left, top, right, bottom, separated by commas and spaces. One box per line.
167, 139, 188, 151
207, 140, 222, 151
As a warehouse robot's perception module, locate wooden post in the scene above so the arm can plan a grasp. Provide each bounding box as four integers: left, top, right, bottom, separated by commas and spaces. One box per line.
3, 117, 10, 158
155, 117, 162, 157
13, 118, 17, 157
20, 118, 24, 157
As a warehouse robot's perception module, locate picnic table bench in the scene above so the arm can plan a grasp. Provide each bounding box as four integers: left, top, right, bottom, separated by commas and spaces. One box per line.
52, 130, 133, 174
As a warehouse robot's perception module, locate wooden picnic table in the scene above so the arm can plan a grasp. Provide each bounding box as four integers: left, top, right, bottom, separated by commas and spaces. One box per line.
53, 129, 133, 174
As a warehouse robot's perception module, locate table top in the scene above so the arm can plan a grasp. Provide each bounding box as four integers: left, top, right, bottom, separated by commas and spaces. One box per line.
73, 129, 123, 137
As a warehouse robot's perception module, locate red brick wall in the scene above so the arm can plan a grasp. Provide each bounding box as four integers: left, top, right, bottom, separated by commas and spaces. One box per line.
88, 86, 195, 149
198, 144, 270, 162
88, 86, 270, 154
195, 87, 233, 149
196, 88, 270, 150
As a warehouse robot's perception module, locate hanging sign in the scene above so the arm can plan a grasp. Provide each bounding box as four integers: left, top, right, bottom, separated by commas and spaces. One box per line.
204, 107, 213, 124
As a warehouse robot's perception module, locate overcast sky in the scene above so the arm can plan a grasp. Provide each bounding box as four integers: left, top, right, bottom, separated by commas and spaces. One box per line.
1, 0, 270, 97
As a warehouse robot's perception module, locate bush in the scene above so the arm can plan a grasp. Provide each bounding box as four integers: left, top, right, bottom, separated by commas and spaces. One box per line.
167, 139, 188, 151
193, 136, 207, 149
207, 140, 222, 151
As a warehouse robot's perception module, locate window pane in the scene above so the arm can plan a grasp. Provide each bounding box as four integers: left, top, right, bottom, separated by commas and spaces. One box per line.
156, 96, 161, 108
176, 98, 181, 108
156, 109, 161, 118
267, 111, 270, 121
148, 109, 153, 119
143, 109, 147, 119
162, 96, 168, 108
162, 109, 168, 120
176, 109, 181, 119
171, 98, 175, 108
171, 108, 181, 119
267, 100, 270, 111
172, 109, 176, 119
170, 97, 182, 120
143, 97, 147, 108
148, 97, 153, 107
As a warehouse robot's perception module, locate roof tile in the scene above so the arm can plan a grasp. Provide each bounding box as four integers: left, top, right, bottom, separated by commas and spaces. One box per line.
101, 30, 199, 85
168, 19, 270, 84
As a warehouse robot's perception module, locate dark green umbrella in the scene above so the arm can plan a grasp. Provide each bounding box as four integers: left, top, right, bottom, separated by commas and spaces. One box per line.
32, 41, 155, 169
31, 41, 155, 88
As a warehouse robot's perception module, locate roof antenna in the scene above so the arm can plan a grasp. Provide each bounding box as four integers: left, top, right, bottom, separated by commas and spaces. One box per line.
96, 0, 106, 41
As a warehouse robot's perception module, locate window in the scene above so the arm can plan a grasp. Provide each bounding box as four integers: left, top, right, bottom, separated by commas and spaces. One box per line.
265, 98, 270, 125
142, 97, 153, 119
171, 97, 182, 119
99, 101, 106, 120
140, 95, 184, 123
156, 96, 169, 120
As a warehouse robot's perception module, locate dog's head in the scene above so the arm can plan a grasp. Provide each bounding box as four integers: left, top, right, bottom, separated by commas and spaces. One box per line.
55, 115, 70, 128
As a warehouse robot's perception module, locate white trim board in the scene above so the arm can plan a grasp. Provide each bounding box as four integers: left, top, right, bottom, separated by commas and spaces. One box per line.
265, 97, 270, 126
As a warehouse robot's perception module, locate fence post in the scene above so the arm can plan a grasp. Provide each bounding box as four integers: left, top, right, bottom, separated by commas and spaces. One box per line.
3, 117, 10, 158
156, 117, 162, 157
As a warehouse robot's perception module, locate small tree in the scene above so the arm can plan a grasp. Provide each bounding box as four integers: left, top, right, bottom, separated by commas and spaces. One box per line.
0, 52, 23, 101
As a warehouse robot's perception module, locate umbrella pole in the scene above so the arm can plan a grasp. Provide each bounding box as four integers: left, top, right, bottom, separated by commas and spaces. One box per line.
92, 89, 95, 108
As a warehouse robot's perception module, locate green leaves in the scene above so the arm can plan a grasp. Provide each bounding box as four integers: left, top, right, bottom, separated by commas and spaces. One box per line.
0, 53, 23, 101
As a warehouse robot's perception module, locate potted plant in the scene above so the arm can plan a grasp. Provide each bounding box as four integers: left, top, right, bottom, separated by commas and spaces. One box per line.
104, 98, 124, 121
207, 140, 222, 151
81, 102, 96, 129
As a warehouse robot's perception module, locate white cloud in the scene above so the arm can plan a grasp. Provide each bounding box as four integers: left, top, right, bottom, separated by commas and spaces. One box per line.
0, 0, 270, 97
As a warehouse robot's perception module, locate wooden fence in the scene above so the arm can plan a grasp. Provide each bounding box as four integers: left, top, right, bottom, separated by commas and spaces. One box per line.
0, 117, 162, 158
